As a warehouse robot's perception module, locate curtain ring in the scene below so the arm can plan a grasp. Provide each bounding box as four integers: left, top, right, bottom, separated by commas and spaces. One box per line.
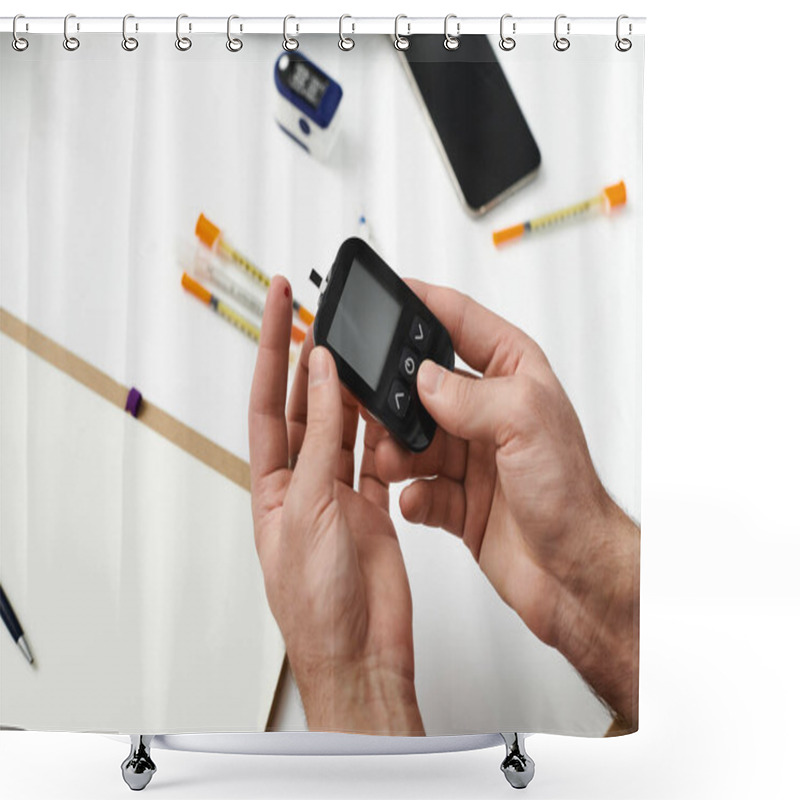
63, 13, 80, 51
394, 14, 410, 51
175, 14, 192, 51
553, 14, 570, 52
283, 15, 299, 51
122, 14, 139, 51
12, 15, 29, 52
339, 15, 355, 51
499, 14, 516, 51
615, 15, 632, 52
443, 14, 460, 51
226, 15, 243, 52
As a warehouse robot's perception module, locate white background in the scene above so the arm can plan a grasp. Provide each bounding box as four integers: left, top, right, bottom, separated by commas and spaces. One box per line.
1, 0, 799, 798
1, 15, 641, 736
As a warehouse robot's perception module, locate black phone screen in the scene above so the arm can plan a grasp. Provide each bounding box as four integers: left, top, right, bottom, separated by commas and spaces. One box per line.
402, 35, 541, 214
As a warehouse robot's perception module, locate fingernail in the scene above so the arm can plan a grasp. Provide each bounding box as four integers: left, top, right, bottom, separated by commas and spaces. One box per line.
417, 360, 444, 395
309, 347, 331, 386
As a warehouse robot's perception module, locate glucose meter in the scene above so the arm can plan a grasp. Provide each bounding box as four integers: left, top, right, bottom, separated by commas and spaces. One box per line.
311, 238, 455, 453
274, 51, 343, 160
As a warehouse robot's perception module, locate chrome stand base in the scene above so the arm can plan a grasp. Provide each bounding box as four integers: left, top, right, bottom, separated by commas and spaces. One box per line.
500, 733, 535, 789
121, 735, 156, 791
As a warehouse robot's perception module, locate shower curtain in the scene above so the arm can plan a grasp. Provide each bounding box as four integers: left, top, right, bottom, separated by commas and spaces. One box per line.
0, 19, 643, 740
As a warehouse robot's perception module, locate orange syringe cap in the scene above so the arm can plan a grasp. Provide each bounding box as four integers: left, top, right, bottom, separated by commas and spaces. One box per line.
602, 181, 627, 211
492, 223, 527, 247
297, 306, 315, 326
195, 213, 222, 249
181, 272, 212, 304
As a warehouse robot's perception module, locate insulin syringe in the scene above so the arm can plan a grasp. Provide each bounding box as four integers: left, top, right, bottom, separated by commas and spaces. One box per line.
492, 181, 627, 247
186, 245, 305, 342
181, 272, 305, 345
195, 213, 315, 326
190, 246, 264, 320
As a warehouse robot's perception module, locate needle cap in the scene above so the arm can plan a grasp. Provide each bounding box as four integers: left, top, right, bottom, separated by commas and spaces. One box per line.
603, 181, 627, 211
195, 213, 222, 248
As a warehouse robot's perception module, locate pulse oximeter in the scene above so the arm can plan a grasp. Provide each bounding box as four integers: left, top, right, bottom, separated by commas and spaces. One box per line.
274, 52, 343, 161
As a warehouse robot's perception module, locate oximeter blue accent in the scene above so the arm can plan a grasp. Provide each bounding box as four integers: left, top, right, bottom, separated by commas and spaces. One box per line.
274, 52, 343, 130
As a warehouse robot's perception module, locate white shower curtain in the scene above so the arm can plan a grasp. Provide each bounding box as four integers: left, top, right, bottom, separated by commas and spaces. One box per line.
1, 24, 643, 738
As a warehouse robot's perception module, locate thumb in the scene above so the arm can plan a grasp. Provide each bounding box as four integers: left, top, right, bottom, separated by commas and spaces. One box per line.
291, 347, 343, 508
416, 360, 519, 444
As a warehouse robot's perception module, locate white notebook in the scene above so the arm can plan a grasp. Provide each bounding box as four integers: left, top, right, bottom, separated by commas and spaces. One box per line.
0, 332, 285, 733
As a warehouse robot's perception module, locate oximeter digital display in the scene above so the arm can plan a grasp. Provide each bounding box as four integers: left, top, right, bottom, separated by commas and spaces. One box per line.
312, 239, 455, 452
283, 60, 330, 109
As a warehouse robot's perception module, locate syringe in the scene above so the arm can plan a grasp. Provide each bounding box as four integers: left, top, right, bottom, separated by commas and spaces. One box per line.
189, 244, 265, 321
492, 181, 627, 247
181, 272, 305, 345
195, 213, 316, 326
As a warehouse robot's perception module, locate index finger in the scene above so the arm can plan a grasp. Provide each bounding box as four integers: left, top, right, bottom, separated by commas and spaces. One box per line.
248, 275, 294, 482
404, 279, 539, 375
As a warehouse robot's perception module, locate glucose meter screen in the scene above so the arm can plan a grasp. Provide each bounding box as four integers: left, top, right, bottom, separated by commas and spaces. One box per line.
328, 260, 402, 391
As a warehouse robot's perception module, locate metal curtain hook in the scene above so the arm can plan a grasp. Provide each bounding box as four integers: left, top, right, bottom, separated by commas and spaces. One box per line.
12, 14, 29, 52
394, 14, 410, 51
499, 13, 516, 51
339, 14, 355, 51
615, 14, 632, 51
444, 14, 460, 51
283, 15, 299, 51
122, 14, 138, 51
63, 13, 80, 51
553, 14, 570, 52
227, 15, 243, 52
176, 14, 192, 51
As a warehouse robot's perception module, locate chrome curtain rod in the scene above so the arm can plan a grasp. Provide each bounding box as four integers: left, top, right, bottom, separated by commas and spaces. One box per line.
2, 15, 645, 36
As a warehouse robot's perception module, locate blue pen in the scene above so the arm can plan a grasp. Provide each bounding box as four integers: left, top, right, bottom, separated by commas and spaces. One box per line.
0, 583, 34, 665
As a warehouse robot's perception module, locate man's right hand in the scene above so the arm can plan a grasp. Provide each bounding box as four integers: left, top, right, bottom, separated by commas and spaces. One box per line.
369, 280, 640, 730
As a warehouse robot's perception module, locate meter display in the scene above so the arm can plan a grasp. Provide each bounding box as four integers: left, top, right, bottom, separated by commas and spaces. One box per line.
312, 238, 455, 452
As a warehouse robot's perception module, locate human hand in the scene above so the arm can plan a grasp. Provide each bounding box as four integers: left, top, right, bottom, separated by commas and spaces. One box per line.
249, 276, 424, 735
370, 280, 640, 730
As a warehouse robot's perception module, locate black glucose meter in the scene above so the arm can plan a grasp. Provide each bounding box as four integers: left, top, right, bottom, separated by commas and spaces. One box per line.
311, 238, 454, 452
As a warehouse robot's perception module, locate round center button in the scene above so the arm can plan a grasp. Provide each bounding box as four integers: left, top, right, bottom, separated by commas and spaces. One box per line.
399, 347, 419, 380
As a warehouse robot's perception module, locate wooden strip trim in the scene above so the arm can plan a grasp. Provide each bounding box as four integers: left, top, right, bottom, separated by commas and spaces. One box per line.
1, 307, 252, 493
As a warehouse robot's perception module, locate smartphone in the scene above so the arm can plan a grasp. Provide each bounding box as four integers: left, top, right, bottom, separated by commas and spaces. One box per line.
311, 238, 454, 452
399, 35, 541, 216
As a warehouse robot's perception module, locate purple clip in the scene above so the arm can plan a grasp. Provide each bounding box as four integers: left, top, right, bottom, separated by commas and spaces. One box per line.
125, 387, 143, 418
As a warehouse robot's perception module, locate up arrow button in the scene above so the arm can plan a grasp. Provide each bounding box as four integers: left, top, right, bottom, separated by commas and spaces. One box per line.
409, 316, 430, 349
